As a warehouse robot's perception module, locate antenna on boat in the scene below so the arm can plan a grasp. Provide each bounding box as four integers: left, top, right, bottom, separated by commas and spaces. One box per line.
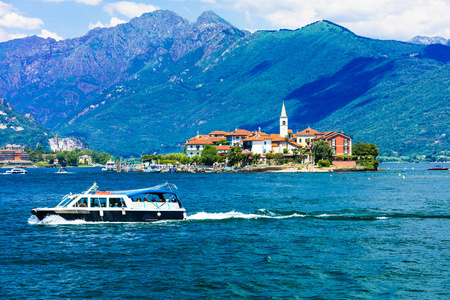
166, 181, 173, 192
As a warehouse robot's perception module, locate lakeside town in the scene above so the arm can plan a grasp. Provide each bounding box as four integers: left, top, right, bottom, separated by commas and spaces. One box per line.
0, 102, 383, 173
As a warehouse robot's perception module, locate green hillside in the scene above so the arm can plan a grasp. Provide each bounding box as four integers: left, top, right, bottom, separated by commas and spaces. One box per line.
0, 98, 51, 147
59, 20, 449, 156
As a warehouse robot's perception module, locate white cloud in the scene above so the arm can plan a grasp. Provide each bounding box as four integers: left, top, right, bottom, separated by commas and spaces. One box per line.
213, 0, 450, 40
0, 12, 44, 29
38, 29, 63, 40
104, 1, 159, 18
38, 0, 102, 5
88, 17, 126, 29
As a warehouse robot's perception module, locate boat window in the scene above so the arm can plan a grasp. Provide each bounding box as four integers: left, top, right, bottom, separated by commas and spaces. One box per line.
75, 197, 88, 207
90, 198, 106, 207
110, 197, 126, 207
162, 193, 177, 202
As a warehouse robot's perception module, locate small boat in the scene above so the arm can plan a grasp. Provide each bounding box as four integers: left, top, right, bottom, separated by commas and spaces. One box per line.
5, 167, 27, 174
428, 165, 449, 170
102, 158, 116, 172
56, 167, 68, 174
31, 182, 186, 222
143, 164, 161, 173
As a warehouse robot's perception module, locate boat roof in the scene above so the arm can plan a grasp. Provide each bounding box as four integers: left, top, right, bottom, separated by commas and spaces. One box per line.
84, 182, 178, 198
118, 189, 176, 198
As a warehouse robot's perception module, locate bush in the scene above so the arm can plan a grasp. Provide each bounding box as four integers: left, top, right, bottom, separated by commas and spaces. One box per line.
318, 160, 331, 167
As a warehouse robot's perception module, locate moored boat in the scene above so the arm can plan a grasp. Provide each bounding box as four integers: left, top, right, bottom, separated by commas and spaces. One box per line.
31, 182, 186, 222
5, 167, 27, 174
427, 165, 449, 170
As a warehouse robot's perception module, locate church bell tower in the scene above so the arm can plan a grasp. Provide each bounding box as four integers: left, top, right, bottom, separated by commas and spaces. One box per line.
280, 101, 288, 138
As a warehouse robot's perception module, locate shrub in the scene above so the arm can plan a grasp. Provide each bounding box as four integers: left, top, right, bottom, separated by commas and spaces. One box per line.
318, 160, 331, 167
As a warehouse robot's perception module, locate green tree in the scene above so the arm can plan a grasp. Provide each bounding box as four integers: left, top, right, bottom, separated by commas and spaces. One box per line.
66, 151, 78, 166
56, 152, 66, 164
352, 142, 379, 158
200, 144, 218, 166
313, 140, 333, 163
227, 146, 242, 166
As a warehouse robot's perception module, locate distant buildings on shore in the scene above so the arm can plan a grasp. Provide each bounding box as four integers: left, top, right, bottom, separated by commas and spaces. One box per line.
185, 102, 353, 159
0, 149, 30, 165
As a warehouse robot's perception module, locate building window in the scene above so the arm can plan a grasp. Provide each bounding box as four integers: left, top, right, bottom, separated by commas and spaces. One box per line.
282, 121, 286, 125
344, 147, 348, 154
298, 138, 302, 143
344, 139, 348, 146
196, 146, 200, 150
331, 139, 336, 146
333, 147, 336, 154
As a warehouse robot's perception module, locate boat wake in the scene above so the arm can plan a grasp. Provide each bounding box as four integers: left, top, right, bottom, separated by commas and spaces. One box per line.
185, 209, 450, 222
28, 215, 88, 225
186, 210, 306, 221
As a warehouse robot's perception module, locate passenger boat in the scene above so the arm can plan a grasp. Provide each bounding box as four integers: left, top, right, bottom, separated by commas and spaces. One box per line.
31, 182, 186, 222
102, 158, 116, 172
5, 167, 27, 174
427, 165, 449, 170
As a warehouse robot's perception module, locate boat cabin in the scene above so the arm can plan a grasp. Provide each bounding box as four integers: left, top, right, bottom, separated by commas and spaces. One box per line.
56, 189, 182, 209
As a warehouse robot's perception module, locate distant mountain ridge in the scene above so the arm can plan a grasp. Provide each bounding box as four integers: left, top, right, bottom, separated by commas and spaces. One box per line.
0, 11, 449, 157
409, 35, 450, 46
0, 10, 248, 128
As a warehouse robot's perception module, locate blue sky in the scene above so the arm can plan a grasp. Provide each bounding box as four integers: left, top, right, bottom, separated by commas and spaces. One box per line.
1, 0, 450, 43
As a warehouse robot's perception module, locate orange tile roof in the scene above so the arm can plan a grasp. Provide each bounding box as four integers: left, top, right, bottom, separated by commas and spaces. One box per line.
209, 131, 228, 135
288, 141, 303, 147
214, 145, 231, 150
185, 137, 215, 145
269, 134, 286, 142
288, 129, 293, 134
271, 143, 278, 147
296, 126, 321, 136
187, 134, 209, 142
224, 129, 252, 137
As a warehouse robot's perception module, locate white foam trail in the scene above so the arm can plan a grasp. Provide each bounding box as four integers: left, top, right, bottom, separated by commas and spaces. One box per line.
29, 214, 88, 225
376, 216, 389, 220
187, 211, 305, 220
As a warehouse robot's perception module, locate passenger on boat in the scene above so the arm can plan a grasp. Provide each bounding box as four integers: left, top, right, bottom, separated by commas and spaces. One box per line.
151, 198, 156, 202
137, 198, 141, 202
144, 198, 148, 202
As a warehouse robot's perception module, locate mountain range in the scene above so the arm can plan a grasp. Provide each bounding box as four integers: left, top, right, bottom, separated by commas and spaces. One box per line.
0, 10, 448, 156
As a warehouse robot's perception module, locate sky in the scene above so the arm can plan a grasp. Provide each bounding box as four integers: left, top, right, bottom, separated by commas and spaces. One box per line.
1, 0, 450, 43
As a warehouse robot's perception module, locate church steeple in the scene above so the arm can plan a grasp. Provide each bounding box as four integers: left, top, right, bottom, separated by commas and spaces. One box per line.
280, 101, 287, 118
280, 101, 288, 137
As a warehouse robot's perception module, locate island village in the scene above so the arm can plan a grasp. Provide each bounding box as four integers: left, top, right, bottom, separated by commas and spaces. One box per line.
0, 102, 379, 173
181, 101, 367, 172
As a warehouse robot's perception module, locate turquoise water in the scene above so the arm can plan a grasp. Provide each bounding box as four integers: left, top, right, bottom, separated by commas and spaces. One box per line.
1, 163, 450, 298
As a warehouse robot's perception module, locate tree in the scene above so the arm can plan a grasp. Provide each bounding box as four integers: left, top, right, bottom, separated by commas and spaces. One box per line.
313, 140, 333, 163
66, 151, 79, 166
200, 144, 218, 166
56, 152, 66, 164
227, 146, 242, 166
352, 142, 379, 158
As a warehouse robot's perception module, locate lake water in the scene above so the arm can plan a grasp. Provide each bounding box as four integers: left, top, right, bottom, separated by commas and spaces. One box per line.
1, 163, 450, 299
